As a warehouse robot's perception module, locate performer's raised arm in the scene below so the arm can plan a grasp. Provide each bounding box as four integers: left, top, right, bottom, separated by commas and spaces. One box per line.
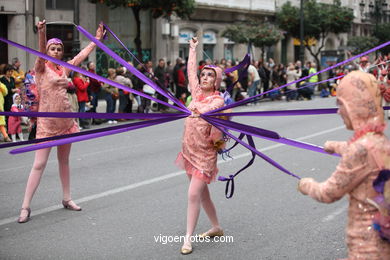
35, 20, 47, 73
188, 37, 199, 96
65, 23, 105, 76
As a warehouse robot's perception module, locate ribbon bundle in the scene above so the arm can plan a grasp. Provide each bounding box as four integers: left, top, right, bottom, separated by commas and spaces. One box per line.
1, 23, 390, 198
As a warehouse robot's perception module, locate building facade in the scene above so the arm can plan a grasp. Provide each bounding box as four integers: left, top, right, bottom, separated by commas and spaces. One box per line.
1, 0, 386, 72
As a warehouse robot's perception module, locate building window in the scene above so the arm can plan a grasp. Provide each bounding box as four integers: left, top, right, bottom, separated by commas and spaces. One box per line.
224, 37, 234, 61
203, 30, 217, 61
46, 0, 75, 10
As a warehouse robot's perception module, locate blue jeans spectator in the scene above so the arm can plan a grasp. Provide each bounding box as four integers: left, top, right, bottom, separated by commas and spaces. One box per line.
247, 80, 260, 103
105, 92, 116, 113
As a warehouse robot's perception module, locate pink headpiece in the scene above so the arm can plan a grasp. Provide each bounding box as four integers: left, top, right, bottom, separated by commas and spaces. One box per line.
46, 38, 64, 52
201, 65, 223, 90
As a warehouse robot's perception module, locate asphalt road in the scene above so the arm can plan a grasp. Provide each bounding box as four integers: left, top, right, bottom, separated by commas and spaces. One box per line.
1, 96, 387, 259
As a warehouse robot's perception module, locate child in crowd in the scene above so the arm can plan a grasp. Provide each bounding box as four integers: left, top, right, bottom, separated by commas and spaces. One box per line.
0, 82, 11, 142
8, 93, 24, 142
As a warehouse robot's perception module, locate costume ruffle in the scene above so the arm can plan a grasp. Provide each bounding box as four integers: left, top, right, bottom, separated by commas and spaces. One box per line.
175, 152, 218, 184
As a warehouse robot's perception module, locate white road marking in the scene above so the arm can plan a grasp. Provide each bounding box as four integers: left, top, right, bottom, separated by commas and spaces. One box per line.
0, 125, 345, 226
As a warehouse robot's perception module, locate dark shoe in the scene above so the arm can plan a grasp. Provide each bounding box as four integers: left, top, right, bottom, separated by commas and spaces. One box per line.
62, 200, 82, 211
4, 137, 12, 142
17, 208, 31, 223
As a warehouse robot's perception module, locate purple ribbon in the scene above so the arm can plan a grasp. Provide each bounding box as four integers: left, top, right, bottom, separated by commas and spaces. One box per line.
0, 37, 188, 114
208, 106, 390, 118
204, 116, 337, 156
77, 26, 189, 112
9, 116, 185, 154
204, 116, 301, 179
206, 40, 390, 114
225, 54, 251, 94
284, 75, 344, 95
218, 134, 257, 198
0, 111, 186, 120
102, 23, 180, 105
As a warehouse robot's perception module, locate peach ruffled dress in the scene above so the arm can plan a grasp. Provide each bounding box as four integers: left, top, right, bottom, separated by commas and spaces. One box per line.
299, 71, 390, 259
175, 46, 224, 184
34, 43, 96, 139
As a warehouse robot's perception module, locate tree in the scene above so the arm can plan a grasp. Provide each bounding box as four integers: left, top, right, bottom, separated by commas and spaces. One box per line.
222, 20, 284, 60
373, 23, 390, 55
89, 0, 196, 62
276, 0, 354, 69
347, 36, 379, 55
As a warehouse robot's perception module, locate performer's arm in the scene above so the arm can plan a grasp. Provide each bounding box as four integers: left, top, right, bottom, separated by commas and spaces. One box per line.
65, 23, 104, 76
188, 37, 199, 96
298, 142, 370, 203
34, 20, 47, 73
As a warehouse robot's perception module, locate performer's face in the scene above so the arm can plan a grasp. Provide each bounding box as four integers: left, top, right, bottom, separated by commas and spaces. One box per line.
47, 44, 63, 60
337, 98, 352, 130
200, 69, 216, 91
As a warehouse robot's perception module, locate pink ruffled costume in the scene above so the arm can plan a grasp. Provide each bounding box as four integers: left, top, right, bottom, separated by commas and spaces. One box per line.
34, 37, 96, 139
299, 71, 390, 259
175, 45, 224, 184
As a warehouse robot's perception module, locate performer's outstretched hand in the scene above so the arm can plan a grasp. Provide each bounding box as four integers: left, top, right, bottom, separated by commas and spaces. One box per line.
190, 36, 198, 49
95, 22, 106, 41
37, 20, 46, 31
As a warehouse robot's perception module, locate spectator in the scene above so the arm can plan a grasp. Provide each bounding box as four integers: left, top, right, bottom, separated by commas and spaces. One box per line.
102, 68, 118, 123
115, 66, 133, 117
11, 57, 25, 89
87, 61, 102, 114
154, 58, 169, 111
72, 71, 90, 129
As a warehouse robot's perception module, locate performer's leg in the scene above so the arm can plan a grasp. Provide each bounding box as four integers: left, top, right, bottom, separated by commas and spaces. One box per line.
11, 134, 16, 142
183, 175, 207, 249
201, 185, 222, 232
57, 143, 81, 210
20, 147, 52, 216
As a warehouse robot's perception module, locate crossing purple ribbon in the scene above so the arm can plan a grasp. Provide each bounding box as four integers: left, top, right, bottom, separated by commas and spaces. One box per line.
77, 25, 189, 112
101, 23, 182, 108
206, 40, 390, 114
0, 37, 189, 114
8, 115, 186, 154
0, 111, 186, 120
3, 22, 387, 199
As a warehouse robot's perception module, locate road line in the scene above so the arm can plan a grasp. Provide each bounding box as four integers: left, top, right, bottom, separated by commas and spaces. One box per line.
322, 204, 348, 222
0, 125, 345, 226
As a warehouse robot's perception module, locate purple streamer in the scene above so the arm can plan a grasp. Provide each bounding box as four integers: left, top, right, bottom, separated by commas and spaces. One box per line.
102, 23, 181, 106
203, 116, 280, 139
205, 116, 337, 156
208, 106, 390, 118
0, 114, 186, 150
284, 75, 343, 95
0, 111, 186, 120
77, 26, 189, 112
0, 37, 188, 114
204, 116, 301, 179
206, 40, 390, 114
209, 108, 338, 117
224, 54, 250, 73
9, 116, 185, 154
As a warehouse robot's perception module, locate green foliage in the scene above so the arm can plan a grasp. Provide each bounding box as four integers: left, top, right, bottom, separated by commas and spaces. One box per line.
347, 36, 379, 55
222, 21, 284, 49
89, 0, 196, 19
373, 23, 390, 55
276, 0, 354, 41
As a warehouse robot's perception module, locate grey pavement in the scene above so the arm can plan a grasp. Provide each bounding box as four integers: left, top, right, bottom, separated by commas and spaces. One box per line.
1, 96, 388, 259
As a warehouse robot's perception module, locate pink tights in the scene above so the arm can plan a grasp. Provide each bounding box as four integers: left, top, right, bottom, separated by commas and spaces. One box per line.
20, 144, 73, 212
184, 175, 221, 247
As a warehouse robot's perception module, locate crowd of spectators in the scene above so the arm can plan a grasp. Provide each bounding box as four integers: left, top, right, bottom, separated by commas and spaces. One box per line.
1, 52, 389, 142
